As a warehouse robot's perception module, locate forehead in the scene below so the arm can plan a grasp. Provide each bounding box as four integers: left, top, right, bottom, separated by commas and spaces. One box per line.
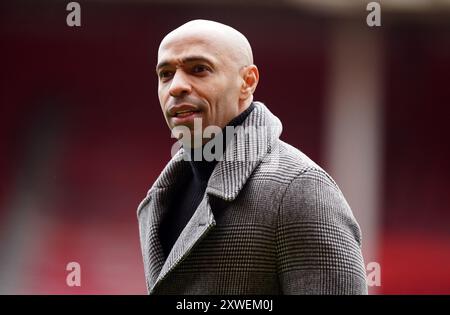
158, 32, 226, 65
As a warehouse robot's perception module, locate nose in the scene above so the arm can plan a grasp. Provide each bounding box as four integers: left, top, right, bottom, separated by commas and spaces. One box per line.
168, 70, 192, 97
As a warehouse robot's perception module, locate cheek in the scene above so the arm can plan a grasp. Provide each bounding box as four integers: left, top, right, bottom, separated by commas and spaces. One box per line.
223, 74, 242, 98
211, 79, 234, 98
158, 87, 167, 104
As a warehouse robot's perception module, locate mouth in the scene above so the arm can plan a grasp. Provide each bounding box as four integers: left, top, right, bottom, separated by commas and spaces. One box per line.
174, 109, 200, 117
171, 109, 202, 125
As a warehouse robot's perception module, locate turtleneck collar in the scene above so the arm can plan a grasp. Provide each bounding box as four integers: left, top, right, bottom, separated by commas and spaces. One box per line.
187, 102, 256, 183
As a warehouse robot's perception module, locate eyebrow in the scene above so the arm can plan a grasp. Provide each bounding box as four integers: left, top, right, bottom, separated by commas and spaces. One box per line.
156, 56, 215, 72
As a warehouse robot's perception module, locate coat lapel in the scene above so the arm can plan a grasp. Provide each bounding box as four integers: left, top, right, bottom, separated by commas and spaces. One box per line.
150, 195, 216, 293
137, 149, 191, 293
137, 187, 166, 292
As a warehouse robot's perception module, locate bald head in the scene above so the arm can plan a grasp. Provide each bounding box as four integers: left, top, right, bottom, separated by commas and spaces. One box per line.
159, 19, 253, 69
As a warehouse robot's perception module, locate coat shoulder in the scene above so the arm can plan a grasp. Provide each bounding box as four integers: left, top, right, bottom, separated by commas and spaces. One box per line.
254, 140, 338, 189
255, 140, 361, 245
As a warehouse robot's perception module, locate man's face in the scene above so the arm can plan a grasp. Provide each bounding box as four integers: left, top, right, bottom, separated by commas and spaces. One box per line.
156, 33, 243, 142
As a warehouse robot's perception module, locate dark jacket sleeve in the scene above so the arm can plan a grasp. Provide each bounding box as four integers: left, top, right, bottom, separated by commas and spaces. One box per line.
276, 168, 368, 294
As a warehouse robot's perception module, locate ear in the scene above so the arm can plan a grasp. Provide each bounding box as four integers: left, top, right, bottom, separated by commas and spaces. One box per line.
239, 65, 259, 101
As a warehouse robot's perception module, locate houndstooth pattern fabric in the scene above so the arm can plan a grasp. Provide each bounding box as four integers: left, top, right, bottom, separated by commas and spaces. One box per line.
137, 102, 368, 295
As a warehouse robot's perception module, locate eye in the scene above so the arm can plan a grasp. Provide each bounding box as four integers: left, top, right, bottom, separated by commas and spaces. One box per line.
192, 64, 210, 74
158, 70, 173, 80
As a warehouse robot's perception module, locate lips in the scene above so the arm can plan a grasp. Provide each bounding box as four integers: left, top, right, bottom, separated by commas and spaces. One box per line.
172, 110, 201, 123
168, 103, 200, 117
174, 109, 200, 117
168, 104, 202, 125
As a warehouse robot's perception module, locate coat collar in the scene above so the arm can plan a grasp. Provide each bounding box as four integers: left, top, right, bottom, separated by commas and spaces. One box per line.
150, 101, 283, 201
138, 101, 282, 293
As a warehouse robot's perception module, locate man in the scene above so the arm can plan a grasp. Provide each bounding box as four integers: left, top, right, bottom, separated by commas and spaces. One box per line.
137, 19, 367, 294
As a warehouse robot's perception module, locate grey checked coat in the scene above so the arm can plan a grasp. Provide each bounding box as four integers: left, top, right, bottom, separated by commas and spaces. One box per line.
137, 102, 368, 294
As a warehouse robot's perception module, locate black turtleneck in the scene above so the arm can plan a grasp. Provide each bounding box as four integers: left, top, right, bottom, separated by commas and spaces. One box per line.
159, 103, 255, 258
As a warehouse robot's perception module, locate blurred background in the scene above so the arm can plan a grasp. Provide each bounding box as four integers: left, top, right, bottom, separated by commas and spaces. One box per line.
1, 0, 449, 294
